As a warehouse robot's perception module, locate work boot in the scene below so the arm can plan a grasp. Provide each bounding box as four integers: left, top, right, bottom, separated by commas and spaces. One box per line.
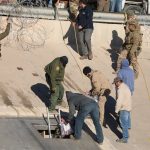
116, 138, 127, 143
80, 55, 88, 60
88, 52, 93, 60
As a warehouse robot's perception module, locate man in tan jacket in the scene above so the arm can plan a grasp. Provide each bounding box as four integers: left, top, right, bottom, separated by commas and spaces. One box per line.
83, 66, 111, 127
113, 77, 132, 143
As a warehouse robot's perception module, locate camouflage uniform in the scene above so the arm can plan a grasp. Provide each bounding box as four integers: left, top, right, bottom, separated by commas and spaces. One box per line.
44, 57, 67, 110
117, 21, 142, 79
69, 0, 79, 22
90, 70, 111, 126
0, 23, 11, 57
97, 0, 110, 12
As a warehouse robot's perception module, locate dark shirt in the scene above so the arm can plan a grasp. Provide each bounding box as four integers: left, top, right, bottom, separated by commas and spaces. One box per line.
66, 92, 96, 120
76, 6, 93, 29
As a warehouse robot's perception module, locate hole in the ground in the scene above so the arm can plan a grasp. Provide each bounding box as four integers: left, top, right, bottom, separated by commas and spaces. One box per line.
34, 124, 72, 139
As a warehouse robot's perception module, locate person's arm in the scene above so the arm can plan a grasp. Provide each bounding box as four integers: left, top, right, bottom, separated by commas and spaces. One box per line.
77, 9, 86, 29
115, 89, 124, 113
49, 61, 60, 92
0, 23, 11, 41
91, 73, 102, 96
85, 8, 93, 27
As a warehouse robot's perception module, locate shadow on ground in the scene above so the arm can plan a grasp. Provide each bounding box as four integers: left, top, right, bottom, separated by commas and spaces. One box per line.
31, 83, 51, 107
105, 95, 122, 139
63, 24, 81, 55
107, 30, 123, 71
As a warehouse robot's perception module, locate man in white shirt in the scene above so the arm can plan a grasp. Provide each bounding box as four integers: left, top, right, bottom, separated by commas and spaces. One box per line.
113, 77, 132, 143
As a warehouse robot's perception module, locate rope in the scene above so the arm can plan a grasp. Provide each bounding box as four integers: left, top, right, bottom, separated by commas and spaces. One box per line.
138, 62, 150, 101
56, 8, 84, 78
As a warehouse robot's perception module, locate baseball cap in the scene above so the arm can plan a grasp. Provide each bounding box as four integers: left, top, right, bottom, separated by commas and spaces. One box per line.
112, 77, 122, 84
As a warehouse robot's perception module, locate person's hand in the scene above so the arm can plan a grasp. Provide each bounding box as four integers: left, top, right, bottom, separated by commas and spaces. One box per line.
7, 16, 13, 24
51, 87, 56, 93
78, 25, 82, 30
71, 22, 76, 27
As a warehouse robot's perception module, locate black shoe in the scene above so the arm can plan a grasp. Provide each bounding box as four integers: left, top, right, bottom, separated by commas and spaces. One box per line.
116, 138, 127, 143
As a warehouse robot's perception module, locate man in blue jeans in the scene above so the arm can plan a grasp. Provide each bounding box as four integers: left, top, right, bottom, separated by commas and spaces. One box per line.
66, 91, 104, 144
113, 77, 132, 143
110, 0, 123, 12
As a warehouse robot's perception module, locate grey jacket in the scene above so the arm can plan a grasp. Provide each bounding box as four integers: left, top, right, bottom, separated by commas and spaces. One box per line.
66, 91, 97, 121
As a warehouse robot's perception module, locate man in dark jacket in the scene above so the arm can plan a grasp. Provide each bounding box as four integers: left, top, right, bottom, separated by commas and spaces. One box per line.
117, 59, 134, 95
44, 56, 68, 111
76, 0, 93, 60
66, 91, 104, 144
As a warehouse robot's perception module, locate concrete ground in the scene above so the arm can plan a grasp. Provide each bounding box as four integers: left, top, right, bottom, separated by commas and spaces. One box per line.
0, 17, 150, 150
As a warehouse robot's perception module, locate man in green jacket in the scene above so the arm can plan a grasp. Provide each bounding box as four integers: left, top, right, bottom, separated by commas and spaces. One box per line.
0, 17, 12, 57
44, 56, 68, 111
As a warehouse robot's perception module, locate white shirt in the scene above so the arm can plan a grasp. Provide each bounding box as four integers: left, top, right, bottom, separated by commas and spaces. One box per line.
115, 82, 132, 113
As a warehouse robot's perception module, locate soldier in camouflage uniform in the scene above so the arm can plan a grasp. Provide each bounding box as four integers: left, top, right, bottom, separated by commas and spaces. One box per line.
116, 21, 142, 79
0, 17, 12, 57
69, 0, 79, 22
44, 56, 68, 111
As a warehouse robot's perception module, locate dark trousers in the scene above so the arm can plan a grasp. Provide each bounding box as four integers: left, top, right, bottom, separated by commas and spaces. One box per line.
75, 101, 104, 143
78, 29, 93, 56
45, 73, 64, 110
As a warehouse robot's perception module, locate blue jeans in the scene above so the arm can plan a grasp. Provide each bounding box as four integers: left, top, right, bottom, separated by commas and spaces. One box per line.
119, 110, 131, 141
110, 0, 122, 12
75, 102, 104, 143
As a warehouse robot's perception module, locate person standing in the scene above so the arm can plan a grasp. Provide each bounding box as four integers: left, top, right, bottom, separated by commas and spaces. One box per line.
66, 91, 104, 144
117, 59, 134, 95
69, 0, 79, 22
83, 66, 111, 127
113, 77, 132, 143
97, 0, 110, 12
115, 21, 141, 79
44, 56, 68, 111
76, 0, 94, 60
0, 17, 12, 57
110, 0, 122, 12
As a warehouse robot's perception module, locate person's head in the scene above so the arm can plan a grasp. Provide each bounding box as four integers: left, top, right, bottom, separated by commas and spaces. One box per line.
126, 10, 135, 20
79, 0, 87, 8
128, 21, 137, 31
60, 56, 68, 67
113, 77, 123, 88
121, 59, 129, 68
83, 66, 92, 78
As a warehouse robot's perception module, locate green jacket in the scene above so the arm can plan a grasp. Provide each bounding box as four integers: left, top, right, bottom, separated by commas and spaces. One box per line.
44, 57, 65, 88
0, 23, 11, 41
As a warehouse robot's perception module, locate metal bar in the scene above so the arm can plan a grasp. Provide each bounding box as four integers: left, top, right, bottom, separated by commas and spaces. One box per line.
0, 5, 150, 24
46, 107, 52, 139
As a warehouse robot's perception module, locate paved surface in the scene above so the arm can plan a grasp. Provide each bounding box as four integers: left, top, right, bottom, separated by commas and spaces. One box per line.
0, 117, 100, 150
0, 17, 150, 149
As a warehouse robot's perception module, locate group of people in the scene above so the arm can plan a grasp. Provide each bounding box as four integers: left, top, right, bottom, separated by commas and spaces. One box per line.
44, 56, 133, 144
74, 0, 142, 78
44, 0, 142, 145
